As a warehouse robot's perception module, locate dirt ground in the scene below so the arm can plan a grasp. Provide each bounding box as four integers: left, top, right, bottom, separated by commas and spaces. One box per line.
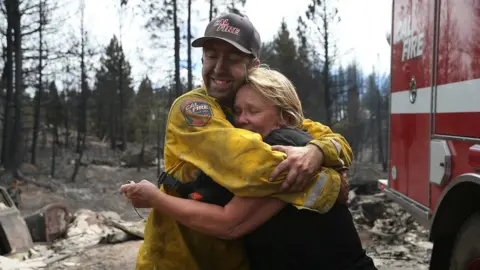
18, 165, 157, 221
47, 241, 143, 270
9, 161, 430, 270
11, 163, 153, 269
45, 240, 426, 270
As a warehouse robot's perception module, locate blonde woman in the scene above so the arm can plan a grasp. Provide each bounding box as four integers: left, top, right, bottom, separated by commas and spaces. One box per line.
121, 67, 377, 270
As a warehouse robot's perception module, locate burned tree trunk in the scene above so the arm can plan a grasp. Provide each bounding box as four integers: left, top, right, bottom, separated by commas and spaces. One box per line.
10, 0, 25, 177
187, 0, 192, 90
1, 0, 14, 168
31, 0, 45, 165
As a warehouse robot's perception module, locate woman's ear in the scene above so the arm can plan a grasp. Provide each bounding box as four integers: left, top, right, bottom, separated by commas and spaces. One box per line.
279, 109, 291, 127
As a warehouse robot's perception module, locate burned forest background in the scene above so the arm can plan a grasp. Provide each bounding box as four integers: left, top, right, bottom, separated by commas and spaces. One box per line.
0, 2, 436, 269
0, 0, 390, 185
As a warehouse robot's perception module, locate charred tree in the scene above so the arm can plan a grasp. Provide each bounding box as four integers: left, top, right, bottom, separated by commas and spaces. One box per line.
47, 81, 60, 177
118, 3, 126, 151
173, 0, 181, 98
305, 0, 340, 126
11, 0, 25, 177
1, 0, 14, 168
209, 0, 214, 21
71, 0, 88, 181
187, 0, 192, 90
30, 0, 45, 164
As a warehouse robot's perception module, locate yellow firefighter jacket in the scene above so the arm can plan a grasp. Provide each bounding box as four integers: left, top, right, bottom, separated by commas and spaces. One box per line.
136, 87, 353, 270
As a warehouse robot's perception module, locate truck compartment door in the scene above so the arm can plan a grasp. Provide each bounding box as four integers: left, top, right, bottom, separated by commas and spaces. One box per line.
389, 0, 435, 206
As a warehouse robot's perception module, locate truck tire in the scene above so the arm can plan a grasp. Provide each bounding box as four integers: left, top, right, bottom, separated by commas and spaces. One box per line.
450, 213, 480, 270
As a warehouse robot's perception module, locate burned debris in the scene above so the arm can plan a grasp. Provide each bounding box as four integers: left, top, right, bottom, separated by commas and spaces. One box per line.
0, 208, 144, 269
349, 190, 432, 269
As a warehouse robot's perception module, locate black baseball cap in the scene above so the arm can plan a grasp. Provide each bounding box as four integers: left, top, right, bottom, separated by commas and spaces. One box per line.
192, 13, 261, 58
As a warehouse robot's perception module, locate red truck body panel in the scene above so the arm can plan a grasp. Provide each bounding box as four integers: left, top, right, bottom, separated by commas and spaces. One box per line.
389, 0, 480, 215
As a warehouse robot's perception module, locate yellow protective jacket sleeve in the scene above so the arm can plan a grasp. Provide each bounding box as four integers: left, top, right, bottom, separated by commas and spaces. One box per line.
302, 119, 353, 170
136, 87, 351, 270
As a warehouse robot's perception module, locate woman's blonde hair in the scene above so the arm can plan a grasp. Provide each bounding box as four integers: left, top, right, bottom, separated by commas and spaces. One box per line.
246, 65, 304, 127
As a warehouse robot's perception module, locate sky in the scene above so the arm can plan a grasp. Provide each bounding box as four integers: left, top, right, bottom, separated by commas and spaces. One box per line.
64, 0, 392, 89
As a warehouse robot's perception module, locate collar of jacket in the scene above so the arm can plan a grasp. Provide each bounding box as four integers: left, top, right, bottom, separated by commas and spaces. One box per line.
195, 85, 235, 124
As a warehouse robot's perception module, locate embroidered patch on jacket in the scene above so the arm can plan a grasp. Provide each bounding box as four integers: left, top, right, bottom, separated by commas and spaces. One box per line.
180, 100, 213, 126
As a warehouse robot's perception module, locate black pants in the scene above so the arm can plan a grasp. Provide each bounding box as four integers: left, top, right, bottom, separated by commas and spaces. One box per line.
343, 250, 377, 270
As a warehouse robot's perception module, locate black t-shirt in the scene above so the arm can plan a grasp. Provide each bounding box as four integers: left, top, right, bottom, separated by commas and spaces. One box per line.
190, 128, 377, 270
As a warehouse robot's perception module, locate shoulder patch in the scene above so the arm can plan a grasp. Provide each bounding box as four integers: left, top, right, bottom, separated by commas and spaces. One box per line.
180, 99, 213, 127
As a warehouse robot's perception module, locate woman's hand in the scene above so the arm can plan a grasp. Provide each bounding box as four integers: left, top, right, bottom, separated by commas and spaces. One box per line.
119, 180, 159, 208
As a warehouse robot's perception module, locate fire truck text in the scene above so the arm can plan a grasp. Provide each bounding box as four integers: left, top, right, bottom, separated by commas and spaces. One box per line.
394, 18, 425, 62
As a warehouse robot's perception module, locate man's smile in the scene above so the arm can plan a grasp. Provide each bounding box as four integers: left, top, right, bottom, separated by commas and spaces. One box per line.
211, 78, 233, 88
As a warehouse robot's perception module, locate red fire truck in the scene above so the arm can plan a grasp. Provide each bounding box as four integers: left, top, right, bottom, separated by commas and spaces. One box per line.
378, 0, 480, 269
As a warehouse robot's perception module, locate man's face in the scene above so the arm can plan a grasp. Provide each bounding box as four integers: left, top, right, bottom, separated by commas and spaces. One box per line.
202, 40, 253, 106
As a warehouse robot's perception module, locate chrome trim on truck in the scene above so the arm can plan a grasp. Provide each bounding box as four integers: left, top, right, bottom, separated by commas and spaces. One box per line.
377, 179, 432, 228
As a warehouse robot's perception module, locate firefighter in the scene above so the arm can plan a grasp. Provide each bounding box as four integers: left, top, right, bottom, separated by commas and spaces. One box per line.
136, 13, 353, 270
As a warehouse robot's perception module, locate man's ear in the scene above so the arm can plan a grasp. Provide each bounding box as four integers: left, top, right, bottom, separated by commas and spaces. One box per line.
252, 58, 260, 67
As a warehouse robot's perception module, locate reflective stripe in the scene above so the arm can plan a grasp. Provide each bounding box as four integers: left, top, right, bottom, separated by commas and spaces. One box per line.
391, 86, 431, 114
330, 139, 345, 166
331, 139, 342, 154
303, 172, 327, 208
391, 78, 480, 114
436, 79, 480, 113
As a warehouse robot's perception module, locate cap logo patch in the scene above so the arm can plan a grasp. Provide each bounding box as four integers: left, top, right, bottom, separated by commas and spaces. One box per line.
213, 19, 240, 35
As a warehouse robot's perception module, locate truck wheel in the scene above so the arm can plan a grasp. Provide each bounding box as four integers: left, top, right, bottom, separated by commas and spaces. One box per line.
450, 213, 480, 270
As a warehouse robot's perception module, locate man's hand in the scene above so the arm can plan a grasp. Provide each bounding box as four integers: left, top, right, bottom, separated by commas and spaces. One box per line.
119, 180, 159, 208
269, 144, 324, 193
336, 171, 350, 205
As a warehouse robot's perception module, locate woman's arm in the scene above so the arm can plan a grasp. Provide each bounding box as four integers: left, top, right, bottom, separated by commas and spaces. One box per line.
151, 190, 286, 239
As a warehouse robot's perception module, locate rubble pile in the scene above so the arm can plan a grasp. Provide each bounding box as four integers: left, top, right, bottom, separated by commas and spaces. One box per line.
52, 209, 144, 248
18, 164, 154, 220
0, 209, 145, 270
349, 191, 432, 269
